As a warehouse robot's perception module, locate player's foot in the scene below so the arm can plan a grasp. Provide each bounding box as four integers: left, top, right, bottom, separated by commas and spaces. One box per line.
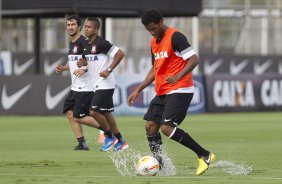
100, 136, 117, 151
74, 142, 89, 151
114, 140, 129, 151
155, 156, 163, 170
196, 152, 215, 176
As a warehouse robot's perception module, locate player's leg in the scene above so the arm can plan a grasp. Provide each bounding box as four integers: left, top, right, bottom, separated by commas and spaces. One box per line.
66, 111, 83, 139
90, 89, 116, 151
105, 112, 119, 134
72, 91, 100, 129
143, 96, 163, 164
63, 91, 88, 150
105, 112, 129, 151
74, 115, 100, 128
66, 110, 88, 150
90, 111, 111, 135
160, 93, 215, 175
145, 121, 162, 160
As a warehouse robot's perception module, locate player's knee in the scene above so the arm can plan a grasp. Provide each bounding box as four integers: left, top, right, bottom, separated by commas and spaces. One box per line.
145, 121, 159, 135
89, 110, 95, 117
160, 124, 174, 137
104, 112, 113, 120
66, 111, 73, 120
73, 117, 82, 123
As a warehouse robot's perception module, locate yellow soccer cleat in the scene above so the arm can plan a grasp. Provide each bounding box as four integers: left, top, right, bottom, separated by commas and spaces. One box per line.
196, 152, 216, 176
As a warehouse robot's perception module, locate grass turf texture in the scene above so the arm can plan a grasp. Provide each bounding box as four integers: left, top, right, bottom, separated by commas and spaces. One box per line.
0, 112, 282, 184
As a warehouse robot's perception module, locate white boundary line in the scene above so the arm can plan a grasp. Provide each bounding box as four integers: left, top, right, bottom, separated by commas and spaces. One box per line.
0, 174, 282, 180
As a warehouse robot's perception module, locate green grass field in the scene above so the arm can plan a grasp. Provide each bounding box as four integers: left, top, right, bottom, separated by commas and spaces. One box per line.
0, 112, 282, 184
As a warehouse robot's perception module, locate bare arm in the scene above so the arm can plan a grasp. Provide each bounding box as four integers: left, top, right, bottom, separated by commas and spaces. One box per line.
127, 67, 155, 106
109, 49, 124, 70
100, 49, 124, 78
56, 64, 69, 73
166, 54, 199, 84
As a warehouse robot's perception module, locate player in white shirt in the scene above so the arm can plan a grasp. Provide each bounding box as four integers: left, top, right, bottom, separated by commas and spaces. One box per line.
77, 17, 129, 151
56, 15, 100, 150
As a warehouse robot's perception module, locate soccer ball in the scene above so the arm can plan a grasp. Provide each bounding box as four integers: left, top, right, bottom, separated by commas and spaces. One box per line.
136, 156, 160, 176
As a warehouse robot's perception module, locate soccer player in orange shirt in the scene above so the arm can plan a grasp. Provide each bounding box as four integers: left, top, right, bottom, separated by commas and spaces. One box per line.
128, 9, 215, 175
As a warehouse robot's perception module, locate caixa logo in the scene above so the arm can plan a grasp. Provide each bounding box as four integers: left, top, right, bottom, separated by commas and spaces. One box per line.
126, 83, 155, 108
189, 80, 206, 113
113, 85, 122, 107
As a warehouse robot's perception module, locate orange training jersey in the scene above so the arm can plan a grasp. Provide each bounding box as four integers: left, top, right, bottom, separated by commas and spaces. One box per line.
151, 28, 194, 96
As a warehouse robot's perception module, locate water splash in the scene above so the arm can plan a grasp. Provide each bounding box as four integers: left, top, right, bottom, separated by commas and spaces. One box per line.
156, 153, 176, 176
152, 145, 176, 176
211, 160, 252, 175
109, 148, 252, 176
109, 148, 141, 176
109, 145, 176, 176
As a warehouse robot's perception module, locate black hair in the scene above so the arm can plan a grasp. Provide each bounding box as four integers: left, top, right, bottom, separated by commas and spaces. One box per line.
66, 15, 81, 27
141, 9, 163, 25
86, 17, 100, 28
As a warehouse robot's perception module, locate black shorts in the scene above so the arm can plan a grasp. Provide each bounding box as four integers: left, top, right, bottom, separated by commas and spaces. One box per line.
90, 89, 114, 113
63, 90, 94, 118
143, 93, 193, 127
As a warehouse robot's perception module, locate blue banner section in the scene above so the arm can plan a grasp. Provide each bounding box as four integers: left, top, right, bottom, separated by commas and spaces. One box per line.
113, 74, 206, 115
188, 76, 206, 113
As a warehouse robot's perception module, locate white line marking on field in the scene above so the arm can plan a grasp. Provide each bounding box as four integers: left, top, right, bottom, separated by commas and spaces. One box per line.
0, 173, 282, 180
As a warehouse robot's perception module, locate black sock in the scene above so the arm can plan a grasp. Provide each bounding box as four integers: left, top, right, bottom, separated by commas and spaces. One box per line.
77, 136, 85, 144
114, 132, 123, 142
104, 130, 112, 138
170, 128, 209, 157
147, 132, 163, 162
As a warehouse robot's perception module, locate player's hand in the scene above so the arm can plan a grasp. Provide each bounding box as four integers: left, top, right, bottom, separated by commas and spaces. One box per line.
127, 89, 140, 107
99, 70, 110, 78
77, 58, 87, 67
165, 75, 180, 84
56, 64, 64, 73
73, 68, 85, 77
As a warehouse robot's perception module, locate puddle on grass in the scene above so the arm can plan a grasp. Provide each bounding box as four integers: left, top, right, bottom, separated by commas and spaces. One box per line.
210, 160, 252, 175
109, 145, 176, 176
109, 143, 252, 176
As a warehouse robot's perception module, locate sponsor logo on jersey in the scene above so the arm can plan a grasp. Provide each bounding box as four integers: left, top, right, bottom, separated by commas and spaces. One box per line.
73, 45, 78, 54
91, 45, 96, 54
68, 55, 82, 62
154, 51, 168, 60
85, 55, 98, 61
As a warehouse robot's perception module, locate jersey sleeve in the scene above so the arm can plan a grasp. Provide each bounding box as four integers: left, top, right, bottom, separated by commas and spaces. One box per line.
171, 32, 196, 60
100, 39, 119, 58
